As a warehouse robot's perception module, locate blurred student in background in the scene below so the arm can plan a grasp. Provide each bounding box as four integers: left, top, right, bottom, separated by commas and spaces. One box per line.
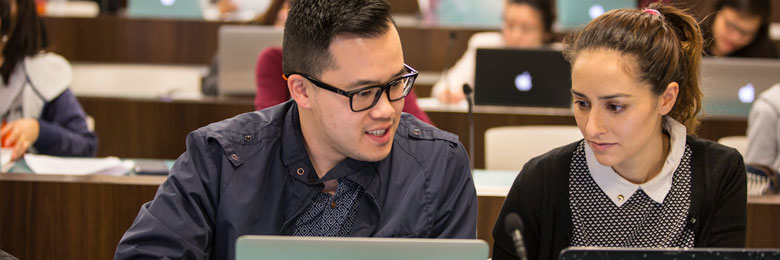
0, 0, 96, 160
431, 0, 554, 104
702, 0, 778, 58
745, 83, 780, 172
252, 0, 433, 124
492, 4, 746, 259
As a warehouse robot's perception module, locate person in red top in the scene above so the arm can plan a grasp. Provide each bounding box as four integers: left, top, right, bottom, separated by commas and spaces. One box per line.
255, 47, 433, 125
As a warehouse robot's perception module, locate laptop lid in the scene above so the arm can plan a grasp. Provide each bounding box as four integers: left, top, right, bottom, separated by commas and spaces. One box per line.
127, 0, 204, 20
700, 57, 780, 117
474, 48, 572, 108
235, 235, 488, 260
217, 25, 284, 96
556, 0, 637, 30
560, 247, 780, 260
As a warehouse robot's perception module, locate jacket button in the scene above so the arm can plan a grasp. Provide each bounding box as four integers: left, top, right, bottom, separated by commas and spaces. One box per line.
230, 154, 239, 161
244, 135, 252, 142
297, 168, 305, 176
690, 217, 697, 224
411, 128, 421, 136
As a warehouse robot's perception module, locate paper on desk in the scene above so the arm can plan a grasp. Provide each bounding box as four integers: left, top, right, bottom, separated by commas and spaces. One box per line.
1, 148, 11, 168
24, 154, 134, 176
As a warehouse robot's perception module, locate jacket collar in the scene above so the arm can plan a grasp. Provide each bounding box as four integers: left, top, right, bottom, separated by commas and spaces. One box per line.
280, 102, 380, 195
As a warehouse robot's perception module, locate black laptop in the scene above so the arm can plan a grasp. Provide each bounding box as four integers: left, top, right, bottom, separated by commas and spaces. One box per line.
474, 48, 572, 108
559, 247, 780, 260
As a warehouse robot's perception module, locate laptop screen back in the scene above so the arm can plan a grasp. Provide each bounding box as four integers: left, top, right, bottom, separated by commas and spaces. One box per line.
235, 236, 489, 260
560, 247, 780, 260
556, 0, 637, 29
127, 0, 204, 20
218, 25, 284, 96
700, 57, 780, 117
474, 48, 572, 108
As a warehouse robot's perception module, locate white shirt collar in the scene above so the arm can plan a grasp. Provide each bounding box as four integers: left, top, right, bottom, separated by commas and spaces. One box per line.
585, 117, 688, 206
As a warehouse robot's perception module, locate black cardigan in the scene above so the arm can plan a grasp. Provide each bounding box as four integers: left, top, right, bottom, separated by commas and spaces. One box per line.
492, 136, 747, 260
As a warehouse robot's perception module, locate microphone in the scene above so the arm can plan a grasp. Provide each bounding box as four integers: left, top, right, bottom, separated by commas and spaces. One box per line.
463, 83, 474, 172
441, 31, 457, 99
505, 213, 528, 260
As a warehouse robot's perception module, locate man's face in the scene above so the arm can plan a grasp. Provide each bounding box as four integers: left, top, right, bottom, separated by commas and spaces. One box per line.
305, 23, 406, 162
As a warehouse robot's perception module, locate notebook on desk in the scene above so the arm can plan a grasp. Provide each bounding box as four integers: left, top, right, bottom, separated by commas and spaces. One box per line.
474, 48, 572, 108
560, 247, 780, 260
700, 57, 780, 117
127, 0, 204, 20
218, 25, 284, 96
235, 235, 488, 260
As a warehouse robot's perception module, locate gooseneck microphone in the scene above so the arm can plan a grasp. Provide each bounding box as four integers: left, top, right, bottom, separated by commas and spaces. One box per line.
463, 83, 474, 172
505, 213, 528, 260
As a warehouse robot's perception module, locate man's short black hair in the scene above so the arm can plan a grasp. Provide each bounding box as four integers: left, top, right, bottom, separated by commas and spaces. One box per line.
282, 0, 394, 77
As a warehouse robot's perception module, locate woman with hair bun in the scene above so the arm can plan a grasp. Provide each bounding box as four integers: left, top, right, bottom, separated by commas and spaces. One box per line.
491, 3, 746, 260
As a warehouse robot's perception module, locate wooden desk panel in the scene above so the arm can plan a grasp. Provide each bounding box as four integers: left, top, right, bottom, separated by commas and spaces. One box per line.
0, 174, 165, 260
44, 16, 482, 72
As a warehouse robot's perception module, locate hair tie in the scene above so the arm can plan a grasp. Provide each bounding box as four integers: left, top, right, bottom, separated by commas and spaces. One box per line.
643, 8, 663, 17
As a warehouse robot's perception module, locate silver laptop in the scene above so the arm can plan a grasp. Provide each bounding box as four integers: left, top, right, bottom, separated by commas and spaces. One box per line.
560, 247, 780, 259
700, 57, 780, 117
556, 0, 637, 30
235, 235, 489, 260
218, 25, 284, 96
127, 0, 204, 20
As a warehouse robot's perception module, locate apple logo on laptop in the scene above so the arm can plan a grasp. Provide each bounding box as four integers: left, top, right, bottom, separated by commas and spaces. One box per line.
589, 5, 605, 20
738, 83, 755, 103
515, 71, 533, 92
161, 0, 175, 6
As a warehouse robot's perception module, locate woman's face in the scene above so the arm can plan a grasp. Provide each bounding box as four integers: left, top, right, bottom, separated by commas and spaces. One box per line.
711, 7, 762, 56
273, 1, 289, 28
570, 49, 676, 171
501, 3, 546, 47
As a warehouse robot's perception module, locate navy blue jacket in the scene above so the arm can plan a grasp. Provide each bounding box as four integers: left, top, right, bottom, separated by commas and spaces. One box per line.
115, 101, 478, 260
35, 89, 97, 157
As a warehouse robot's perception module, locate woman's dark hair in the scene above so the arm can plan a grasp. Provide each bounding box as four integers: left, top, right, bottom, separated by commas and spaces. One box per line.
702, 0, 777, 58
1, 0, 47, 84
282, 0, 394, 77
564, 3, 704, 133
508, 0, 555, 41
253, 0, 286, 26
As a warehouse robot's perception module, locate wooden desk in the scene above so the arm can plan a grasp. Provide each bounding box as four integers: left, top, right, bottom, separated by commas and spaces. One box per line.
1, 173, 776, 260
0, 174, 165, 260
44, 16, 483, 72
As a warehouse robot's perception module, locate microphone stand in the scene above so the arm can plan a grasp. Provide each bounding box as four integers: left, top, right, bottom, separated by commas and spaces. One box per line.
463, 84, 474, 172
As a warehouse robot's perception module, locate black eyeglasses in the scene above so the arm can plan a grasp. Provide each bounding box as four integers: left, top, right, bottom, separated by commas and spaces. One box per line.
284, 64, 418, 112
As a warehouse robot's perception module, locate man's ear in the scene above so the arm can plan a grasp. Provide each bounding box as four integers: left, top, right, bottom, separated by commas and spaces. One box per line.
288, 74, 313, 108
659, 82, 679, 115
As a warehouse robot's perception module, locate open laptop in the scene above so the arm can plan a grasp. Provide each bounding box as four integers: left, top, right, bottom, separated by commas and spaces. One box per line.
474, 48, 572, 108
127, 0, 204, 20
218, 25, 285, 96
560, 247, 780, 260
556, 0, 637, 30
700, 57, 780, 117
235, 235, 488, 260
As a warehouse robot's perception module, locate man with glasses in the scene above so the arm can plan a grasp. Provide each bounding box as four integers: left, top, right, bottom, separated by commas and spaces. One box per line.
115, 0, 477, 259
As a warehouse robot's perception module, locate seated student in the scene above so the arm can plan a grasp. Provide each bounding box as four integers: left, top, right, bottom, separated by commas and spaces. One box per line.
0, 0, 97, 161
254, 47, 434, 125
745, 84, 780, 171
701, 0, 778, 58
492, 4, 747, 260
115, 0, 477, 259
431, 0, 554, 104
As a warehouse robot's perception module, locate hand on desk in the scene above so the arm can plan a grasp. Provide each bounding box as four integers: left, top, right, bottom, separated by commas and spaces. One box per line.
437, 88, 466, 104
1, 118, 40, 161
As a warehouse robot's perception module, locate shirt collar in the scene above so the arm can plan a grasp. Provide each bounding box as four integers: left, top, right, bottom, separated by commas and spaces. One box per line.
585, 116, 687, 206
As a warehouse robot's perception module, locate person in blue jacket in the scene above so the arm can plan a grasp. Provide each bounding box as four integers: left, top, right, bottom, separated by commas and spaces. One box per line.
0, 0, 97, 160
114, 0, 478, 259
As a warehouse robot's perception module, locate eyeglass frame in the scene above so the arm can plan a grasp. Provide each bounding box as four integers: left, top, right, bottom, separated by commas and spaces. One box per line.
283, 64, 418, 112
